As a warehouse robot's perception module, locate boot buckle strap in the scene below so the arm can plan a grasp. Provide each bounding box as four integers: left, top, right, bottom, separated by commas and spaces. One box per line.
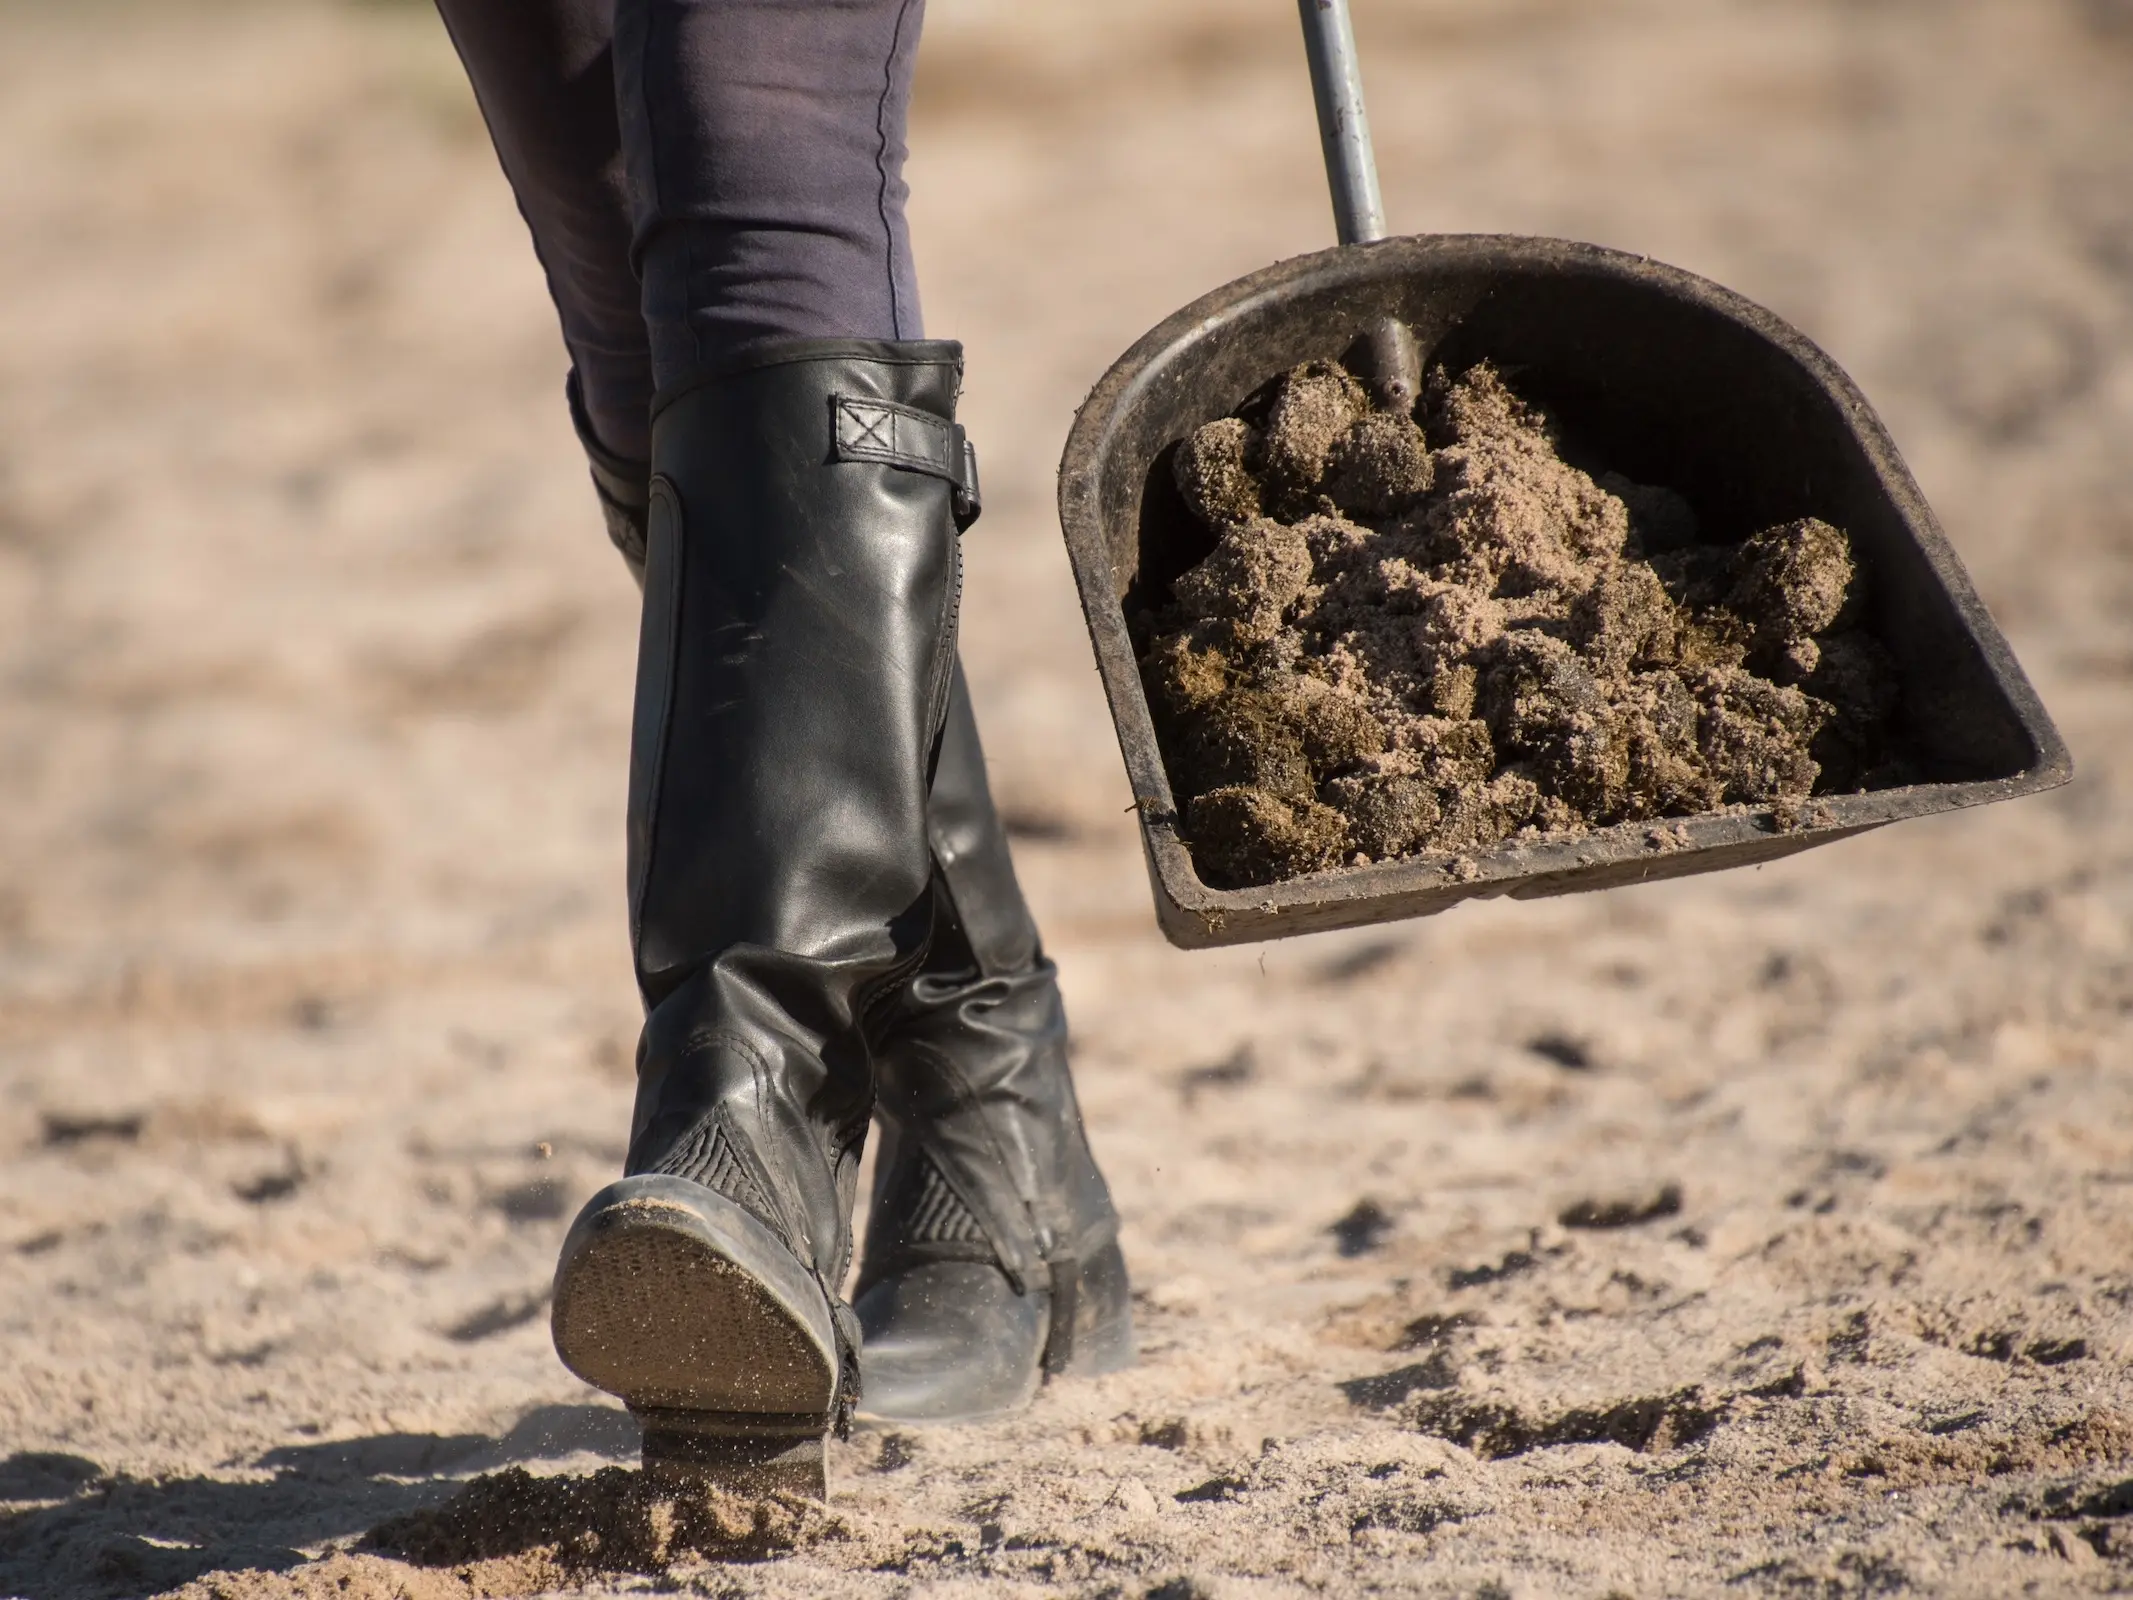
830, 396, 982, 531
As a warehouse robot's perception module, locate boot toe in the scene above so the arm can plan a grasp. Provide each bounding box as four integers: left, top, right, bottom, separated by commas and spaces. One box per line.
855, 1261, 1048, 1423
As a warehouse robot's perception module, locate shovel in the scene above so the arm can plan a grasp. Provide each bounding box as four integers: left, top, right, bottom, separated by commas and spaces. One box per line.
1056, 0, 2070, 950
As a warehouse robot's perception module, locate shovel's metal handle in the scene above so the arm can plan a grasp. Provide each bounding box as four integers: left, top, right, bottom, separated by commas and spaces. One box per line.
1298, 0, 1416, 408
1297, 0, 1386, 245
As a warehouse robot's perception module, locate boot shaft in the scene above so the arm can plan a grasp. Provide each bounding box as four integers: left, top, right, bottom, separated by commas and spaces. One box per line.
865, 666, 1121, 1293
625, 337, 972, 1294
631, 339, 971, 1000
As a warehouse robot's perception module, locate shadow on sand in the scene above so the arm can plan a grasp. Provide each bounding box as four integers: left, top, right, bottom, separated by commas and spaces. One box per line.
0, 1403, 639, 1600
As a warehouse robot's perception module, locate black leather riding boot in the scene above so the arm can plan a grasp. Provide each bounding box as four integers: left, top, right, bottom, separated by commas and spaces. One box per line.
854, 664, 1135, 1421
550, 339, 978, 1495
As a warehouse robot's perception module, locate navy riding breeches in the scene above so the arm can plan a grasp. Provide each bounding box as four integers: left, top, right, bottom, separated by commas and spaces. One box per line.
433, 0, 927, 467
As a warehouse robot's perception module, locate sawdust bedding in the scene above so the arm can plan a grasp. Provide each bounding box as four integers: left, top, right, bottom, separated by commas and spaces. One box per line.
1138, 358, 1908, 889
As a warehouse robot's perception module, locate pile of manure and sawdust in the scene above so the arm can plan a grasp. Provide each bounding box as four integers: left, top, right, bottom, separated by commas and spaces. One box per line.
1137, 357, 1908, 889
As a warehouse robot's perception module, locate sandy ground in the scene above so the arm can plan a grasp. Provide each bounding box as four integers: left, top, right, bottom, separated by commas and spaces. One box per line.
1, 0, 2131, 1594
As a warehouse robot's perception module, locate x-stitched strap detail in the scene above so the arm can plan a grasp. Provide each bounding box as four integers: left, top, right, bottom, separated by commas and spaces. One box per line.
829, 395, 982, 530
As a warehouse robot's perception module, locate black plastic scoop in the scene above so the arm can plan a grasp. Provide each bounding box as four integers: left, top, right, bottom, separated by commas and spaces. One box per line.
1056, 6, 2070, 950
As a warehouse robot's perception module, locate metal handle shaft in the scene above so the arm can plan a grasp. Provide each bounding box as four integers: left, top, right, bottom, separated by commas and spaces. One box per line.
1297, 0, 1415, 408
1297, 0, 1386, 245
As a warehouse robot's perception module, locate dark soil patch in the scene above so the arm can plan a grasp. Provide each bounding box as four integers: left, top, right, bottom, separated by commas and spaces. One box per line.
1173, 1476, 1248, 1504
1447, 1244, 1554, 1290
1394, 1311, 1481, 1351
1339, 1354, 1460, 1410
1330, 1198, 1396, 1256
1138, 359, 1906, 888
1409, 1386, 1728, 1459
41, 1111, 144, 1147
1558, 1183, 1684, 1230
1525, 1031, 1593, 1070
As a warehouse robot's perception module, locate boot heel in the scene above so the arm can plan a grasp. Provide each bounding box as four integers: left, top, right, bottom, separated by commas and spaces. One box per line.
638, 1408, 829, 1499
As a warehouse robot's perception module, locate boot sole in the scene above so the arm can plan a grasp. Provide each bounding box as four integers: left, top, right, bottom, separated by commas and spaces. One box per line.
552, 1176, 839, 1489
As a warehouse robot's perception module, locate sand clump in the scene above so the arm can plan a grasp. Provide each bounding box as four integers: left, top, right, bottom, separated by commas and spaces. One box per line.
157, 1475, 842, 1600
1142, 359, 1905, 888
357, 1467, 842, 1583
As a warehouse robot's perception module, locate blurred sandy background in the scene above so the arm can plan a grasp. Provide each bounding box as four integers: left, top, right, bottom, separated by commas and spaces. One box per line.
2, 0, 2132, 1594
